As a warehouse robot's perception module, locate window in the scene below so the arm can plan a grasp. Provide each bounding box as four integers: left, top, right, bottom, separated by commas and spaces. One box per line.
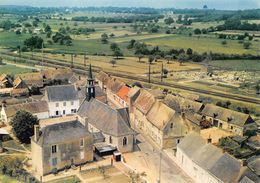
80, 151, 84, 160
55, 111, 59, 116
56, 103, 59, 107
52, 158, 57, 166
52, 145, 57, 154
63, 110, 65, 115
109, 136, 112, 144
170, 123, 173, 128
63, 102, 66, 106
123, 137, 127, 146
71, 101, 74, 105
230, 126, 233, 130
219, 123, 223, 129
80, 138, 84, 147
176, 139, 180, 144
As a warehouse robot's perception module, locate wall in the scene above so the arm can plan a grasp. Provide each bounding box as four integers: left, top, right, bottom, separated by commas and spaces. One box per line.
31, 139, 43, 176
48, 100, 79, 117
41, 136, 93, 175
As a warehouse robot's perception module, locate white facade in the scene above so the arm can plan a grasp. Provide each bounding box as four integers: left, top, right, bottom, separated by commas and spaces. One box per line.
48, 100, 79, 117
176, 149, 222, 183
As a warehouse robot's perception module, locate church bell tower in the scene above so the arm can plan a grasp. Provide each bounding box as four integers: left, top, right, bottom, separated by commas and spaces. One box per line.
86, 64, 95, 101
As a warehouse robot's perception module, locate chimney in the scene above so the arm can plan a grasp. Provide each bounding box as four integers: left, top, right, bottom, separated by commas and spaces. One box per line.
34, 125, 40, 142
241, 159, 247, 167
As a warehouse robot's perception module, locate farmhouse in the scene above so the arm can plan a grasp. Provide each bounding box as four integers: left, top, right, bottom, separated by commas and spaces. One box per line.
43, 84, 79, 117
129, 87, 189, 149
31, 117, 93, 176
0, 101, 49, 124
114, 85, 131, 107
12, 77, 29, 97
0, 73, 12, 88
96, 71, 111, 91
200, 104, 256, 136
17, 72, 44, 88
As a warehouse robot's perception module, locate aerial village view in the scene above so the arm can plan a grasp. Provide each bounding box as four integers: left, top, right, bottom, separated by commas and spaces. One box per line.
0, 0, 259, 183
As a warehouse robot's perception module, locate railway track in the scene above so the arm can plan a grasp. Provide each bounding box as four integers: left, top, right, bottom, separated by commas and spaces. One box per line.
1, 51, 259, 105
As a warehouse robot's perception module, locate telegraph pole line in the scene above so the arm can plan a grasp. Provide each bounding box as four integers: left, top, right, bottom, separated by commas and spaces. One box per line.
41, 42, 44, 69
161, 62, 164, 82
148, 62, 151, 83
71, 54, 74, 68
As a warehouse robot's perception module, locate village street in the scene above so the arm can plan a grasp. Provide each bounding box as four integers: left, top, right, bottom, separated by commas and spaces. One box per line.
123, 134, 194, 183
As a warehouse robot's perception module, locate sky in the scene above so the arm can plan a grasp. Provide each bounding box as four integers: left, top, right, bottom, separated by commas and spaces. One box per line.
0, 0, 259, 10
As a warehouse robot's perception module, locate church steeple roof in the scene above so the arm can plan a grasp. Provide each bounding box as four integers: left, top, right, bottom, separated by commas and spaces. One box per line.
88, 64, 93, 80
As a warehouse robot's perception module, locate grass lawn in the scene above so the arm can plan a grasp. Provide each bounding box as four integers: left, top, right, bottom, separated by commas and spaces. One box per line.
0, 64, 33, 76
46, 176, 80, 183
0, 32, 30, 49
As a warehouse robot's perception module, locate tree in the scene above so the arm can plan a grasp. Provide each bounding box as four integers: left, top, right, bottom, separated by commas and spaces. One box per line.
10, 110, 39, 144
15, 29, 21, 35
243, 42, 251, 49
110, 59, 117, 67
113, 48, 123, 59
110, 43, 119, 51
165, 55, 172, 64
101, 33, 108, 44
256, 83, 260, 94
178, 53, 188, 65
137, 54, 144, 62
44, 24, 52, 33
164, 17, 174, 25
186, 48, 193, 56
221, 40, 227, 46
148, 55, 154, 64
194, 28, 201, 35
98, 166, 107, 179
109, 33, 115, 38
29, 85, 41, 95
129, 171, 147, 183
24, 36, 43, 50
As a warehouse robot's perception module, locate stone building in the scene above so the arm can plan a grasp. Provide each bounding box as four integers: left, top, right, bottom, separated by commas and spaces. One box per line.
43, 84, 79, 117
176, 132, 243, 183
128, 87, 189, 149
31, 117, 93, 176
78, 98, 135, 153
200, 104, 256, 136
0, 101, 49, 124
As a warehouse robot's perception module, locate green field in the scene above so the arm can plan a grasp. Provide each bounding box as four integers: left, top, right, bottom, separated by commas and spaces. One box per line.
209, 60, 260, 71
0, 175, 21, 183
0, 64, 33, 75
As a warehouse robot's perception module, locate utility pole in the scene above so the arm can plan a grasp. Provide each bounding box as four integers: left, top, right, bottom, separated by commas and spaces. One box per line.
71, 54, 74, 68
157, 152, 162, 183
148, 62, 151, 83
84, 52, 86, 67
19, 46, 21, 63
161, 62, 164, 82
41, 42, 44, 69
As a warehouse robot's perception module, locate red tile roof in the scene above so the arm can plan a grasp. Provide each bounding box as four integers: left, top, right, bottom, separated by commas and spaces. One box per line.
116, 86, 130, 101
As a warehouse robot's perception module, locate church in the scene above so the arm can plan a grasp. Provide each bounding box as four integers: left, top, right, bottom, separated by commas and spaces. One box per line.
78, 65, 135, 153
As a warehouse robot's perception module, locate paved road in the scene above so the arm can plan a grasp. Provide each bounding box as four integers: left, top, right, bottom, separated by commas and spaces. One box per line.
124, 134, 194, 183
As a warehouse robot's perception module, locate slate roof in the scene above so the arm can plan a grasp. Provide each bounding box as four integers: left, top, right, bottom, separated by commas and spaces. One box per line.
17, 72, 43, 87
164, 95, 204, 113
178, 132, 242, 183
106, 78, 125, 94
201, 104, 253, 127
146, 101, 175, 130
133, 88, 156, 115
45, 84, 79, 102
239, 176, 255, 183
96, 71, 110, 85
78, 99, 135, 137
35, 120, 91, 146
4, 101, 49, 118
78, 85, 106, 102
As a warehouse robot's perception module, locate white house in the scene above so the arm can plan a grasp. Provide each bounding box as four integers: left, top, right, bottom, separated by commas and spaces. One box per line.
176, 132, 242, 183
43, 84, 80, 117
0, 101, 49, 124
